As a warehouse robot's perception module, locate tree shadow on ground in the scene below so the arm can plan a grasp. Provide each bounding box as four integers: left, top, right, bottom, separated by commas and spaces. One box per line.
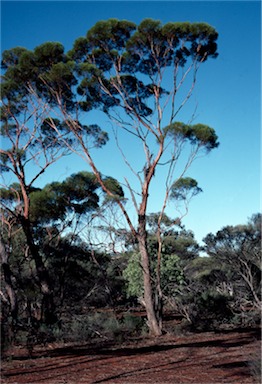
3, 328, 259, 383
5, 327, 260, 362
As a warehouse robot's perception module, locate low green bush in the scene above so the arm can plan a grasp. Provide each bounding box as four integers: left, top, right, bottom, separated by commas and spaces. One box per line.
60, 311, 145, 343
188, 290, 233, 331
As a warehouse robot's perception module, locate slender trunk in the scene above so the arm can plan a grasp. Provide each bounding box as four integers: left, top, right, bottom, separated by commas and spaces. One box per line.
2, 264, 18, 321
90, 250, 115, 306
154, 284, 163, 331
0, 236, 18, 325
58, 254, 69, 311
155, 240, 163, 331
138, 214, 162, 336
21, 217, 56, 324
155, 218, 164, 331
136, 144, 164, 336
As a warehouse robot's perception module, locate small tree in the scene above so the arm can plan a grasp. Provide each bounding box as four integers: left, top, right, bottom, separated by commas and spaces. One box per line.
123, 217, 199, 310
203, 214, 261, 311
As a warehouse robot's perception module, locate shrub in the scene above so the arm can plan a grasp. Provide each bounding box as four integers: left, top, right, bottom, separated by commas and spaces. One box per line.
189, 290, 233, 331
60, 311, 145, 343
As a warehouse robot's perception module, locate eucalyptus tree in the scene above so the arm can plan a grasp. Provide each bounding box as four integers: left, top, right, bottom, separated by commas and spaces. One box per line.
0, 44, 71, 323
37, 18, 219, 335
0, 43, 109, 323
64, 18, 219, 335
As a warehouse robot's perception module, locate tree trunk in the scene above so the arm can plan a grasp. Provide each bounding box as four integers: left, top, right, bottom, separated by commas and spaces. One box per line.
0, 236, 18, 324
138, 214, 162, 336
21, 218, 56, 324
0, 235, 18, 346
154, 283, 163, 331
155, 225, 164, 331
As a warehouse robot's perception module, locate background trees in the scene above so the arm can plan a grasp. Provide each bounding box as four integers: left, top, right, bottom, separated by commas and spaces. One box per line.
0, 170, 127, 349
1, 172, 260, 346
168, 214, 261, 330
203, 214, 261, 313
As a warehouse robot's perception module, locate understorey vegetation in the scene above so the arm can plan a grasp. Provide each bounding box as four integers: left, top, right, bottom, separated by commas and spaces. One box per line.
1, 202, 261, 352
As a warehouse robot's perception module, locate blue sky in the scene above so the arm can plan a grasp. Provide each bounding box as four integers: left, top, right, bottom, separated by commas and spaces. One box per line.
1, 1, 261, 243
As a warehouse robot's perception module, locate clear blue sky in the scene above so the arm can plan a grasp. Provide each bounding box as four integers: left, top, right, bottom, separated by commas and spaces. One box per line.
1, 1, 261, 243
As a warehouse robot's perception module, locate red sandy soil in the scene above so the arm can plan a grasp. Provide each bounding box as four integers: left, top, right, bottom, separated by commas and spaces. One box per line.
1, 328, 260, 384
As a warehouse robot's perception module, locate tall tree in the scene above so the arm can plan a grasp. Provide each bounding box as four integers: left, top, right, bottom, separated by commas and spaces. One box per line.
43, 18, 218, 335
64, 19, 219, 335
0, 43, 105, 323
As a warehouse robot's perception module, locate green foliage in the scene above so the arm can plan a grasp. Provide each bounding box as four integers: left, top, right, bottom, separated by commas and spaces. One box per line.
190, 290, 233, 330
186, 256, 222, 281
87, 18, 136, 51
103, 176, 125, 201
125, 19, 218, 73
170, 177, 202, 201
122, 225, 199, 301
164, 122, 219, 152
148, 226, 200, 265
1, 47, 27, 68
1, 42, 76, 108
3, 171, 99, 225
160, 254, 185, 295
69, 18, 219, 117
123, 252, 143, 298
67, 37, 90, 61
203, 214, 261, 307
61, 310, 144, 343
34, 42, 64, 67
172, 215, 261, 330
146, 212, 174, 232
123, 231, 190, 300
44, 236, 110, 307
28, 171, 127, 225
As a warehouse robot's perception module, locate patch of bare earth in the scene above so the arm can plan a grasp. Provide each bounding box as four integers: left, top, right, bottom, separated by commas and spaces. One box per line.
1, 329, 260, 384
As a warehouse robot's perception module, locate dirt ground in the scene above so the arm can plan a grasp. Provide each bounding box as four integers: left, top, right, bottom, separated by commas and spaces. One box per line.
1, 328, 260, 384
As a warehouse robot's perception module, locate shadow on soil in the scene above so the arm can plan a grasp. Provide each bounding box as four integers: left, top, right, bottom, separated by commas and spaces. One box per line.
2, 328, 260, 383
14, 329, 261, 360
7, 327, 260, 361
